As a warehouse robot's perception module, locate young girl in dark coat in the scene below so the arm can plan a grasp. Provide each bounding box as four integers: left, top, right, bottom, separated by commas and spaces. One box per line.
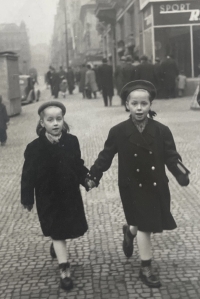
86, 80, 190, 288
0, 95, 9, 146
21, 101, 89, 290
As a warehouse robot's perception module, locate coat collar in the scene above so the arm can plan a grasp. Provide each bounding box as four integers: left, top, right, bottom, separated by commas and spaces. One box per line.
125, 117, 156, 149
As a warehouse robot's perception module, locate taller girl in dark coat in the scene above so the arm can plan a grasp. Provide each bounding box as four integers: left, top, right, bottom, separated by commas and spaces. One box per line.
86, 81, 190, 288
21, 101, 88, 291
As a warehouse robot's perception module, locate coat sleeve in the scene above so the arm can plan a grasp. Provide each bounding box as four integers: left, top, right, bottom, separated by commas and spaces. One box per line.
88, 127, 118, 185
21, 144, 36, 206
73, 136, 89, 187
163, 126, 184, 177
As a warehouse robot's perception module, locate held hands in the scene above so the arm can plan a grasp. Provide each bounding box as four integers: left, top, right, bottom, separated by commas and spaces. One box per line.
23, 204, 33, 212
85, 178, 96, 191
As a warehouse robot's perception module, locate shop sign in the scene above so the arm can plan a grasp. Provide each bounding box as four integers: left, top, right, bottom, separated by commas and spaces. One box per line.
154, 1, 200, 26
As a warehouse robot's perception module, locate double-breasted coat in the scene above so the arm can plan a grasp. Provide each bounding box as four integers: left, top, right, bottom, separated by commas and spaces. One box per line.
89, 118, 185, 233
21, 131, 89, 240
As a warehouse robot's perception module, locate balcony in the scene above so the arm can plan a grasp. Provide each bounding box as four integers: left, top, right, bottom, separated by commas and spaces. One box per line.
95, 0, 124, 24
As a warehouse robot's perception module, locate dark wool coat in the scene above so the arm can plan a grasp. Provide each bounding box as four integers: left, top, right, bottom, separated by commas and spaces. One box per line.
98, 64, 114, 96
89, 118, 185, 233
135, 62, 157, 87
0, 103, 9, 130
21, 131, 89, 240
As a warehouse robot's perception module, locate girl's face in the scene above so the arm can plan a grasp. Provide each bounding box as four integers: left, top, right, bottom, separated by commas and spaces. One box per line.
126, 89, 151, 122
40, 106, 64, 136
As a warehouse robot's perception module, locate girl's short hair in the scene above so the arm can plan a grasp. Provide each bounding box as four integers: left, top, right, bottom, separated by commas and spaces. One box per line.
36, 120, 70, 136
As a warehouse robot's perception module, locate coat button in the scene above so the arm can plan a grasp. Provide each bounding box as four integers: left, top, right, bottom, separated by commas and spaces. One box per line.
149, 151, 153, 154
134, 154, 138, 157
153, 182, 157, 186
151, 166, 155, 170
139, 183, 142, 187
136, 169, 140, 172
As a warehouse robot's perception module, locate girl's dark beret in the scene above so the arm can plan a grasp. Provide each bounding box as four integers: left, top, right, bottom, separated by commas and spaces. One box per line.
120, 80, 157, 103
38, 101, 66, 115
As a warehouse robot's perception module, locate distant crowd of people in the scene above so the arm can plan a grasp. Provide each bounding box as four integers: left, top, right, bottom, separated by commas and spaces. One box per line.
45, 53, 188, 110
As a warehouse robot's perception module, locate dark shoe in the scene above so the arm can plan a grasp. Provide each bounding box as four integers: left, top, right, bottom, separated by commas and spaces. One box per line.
50, 243, 56, 259
60, 262, 73, 290
139, 266, 161, 288
122, 225, 135, 258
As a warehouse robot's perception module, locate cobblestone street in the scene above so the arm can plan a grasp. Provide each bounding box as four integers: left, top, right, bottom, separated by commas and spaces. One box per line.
1, 87, 200, 299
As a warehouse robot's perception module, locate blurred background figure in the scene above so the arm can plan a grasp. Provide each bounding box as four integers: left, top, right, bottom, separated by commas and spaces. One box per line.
114, 56, 126, 105
66, 67, 75, 95
98, 58, 114, 107
154, 57, 162, 98
85, 64, 98, 99
160, 54, 179, 99
132, 56, 140, 67
0, 95, 9, 146
135, 55, 157, 87
79, 64, 87, 99
51, 68, 60, 99
177, 70, 187, 97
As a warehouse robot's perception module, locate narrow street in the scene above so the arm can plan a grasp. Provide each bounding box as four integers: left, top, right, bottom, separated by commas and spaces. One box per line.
0, 87, 200, 299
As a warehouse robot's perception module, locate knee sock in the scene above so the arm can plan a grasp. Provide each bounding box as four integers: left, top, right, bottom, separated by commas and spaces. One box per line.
129, 226, 138, 236
137, 231, 152, 261
52, 239, 67, 264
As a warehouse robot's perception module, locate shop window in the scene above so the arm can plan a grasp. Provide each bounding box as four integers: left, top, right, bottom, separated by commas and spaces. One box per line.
193, 26, 200, 77
154, 27, 191, 77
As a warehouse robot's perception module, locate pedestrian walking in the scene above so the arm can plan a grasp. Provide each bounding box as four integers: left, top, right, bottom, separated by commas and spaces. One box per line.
85, 64, 98, 99
79, 64, 87, 99
154, 57, 162, 98
46, 66, 54, 93
0, 95, 9, 146
132, 56, 140, 67
21, 101, 89, 291
86, 80, 190, 288
114, 56, 126, 105
160, 54, 179, 98
177, 70, 187, 97
98, 58, 114, 107
51, 68, 60, 99
66, 67, 75, 95
135, 55, 157, 87
122, 56, 136, 111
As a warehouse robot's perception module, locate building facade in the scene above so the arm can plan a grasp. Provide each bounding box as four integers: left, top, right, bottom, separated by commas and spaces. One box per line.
95, 0, 200, 77
0, 22, 31, 74
79, 0, 103, 64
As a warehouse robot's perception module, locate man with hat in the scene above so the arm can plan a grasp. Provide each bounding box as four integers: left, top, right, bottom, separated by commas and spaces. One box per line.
86, 80, 189, 288
135, 55, 157, 88
98, 58, 114, 106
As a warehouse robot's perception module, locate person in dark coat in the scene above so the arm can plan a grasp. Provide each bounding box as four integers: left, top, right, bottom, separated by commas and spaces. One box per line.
0, 95, 9, 146
66, 67, 75, 95
51, 69, 60, 99
21, 101, 89, 291
86, 81, 189, 288
135, 55, 157, 87
79, 64, 87, 99
46, 66, 54, 94
122, 56, 136, 111
98, 58, 114, 106
114, 56, 126, 105
160, 54, 179, 98
154, 57, 162, 98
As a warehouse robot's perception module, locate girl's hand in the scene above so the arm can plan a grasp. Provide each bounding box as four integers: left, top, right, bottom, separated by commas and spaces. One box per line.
23, 204, 33, 211
85, 178, 96, 191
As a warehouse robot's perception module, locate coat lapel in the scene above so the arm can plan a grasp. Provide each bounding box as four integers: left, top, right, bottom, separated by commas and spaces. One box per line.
125, 118, 156, 150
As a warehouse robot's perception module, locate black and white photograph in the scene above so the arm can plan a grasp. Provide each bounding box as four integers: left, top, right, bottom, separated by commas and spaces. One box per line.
0, 0, 200, 298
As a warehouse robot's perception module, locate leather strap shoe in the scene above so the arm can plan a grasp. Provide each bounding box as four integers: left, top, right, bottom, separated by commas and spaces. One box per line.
122, 224, 135, 258
139, 266, 161, 288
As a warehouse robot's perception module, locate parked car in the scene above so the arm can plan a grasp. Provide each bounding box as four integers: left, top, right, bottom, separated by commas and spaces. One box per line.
19, 75, 40, 104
